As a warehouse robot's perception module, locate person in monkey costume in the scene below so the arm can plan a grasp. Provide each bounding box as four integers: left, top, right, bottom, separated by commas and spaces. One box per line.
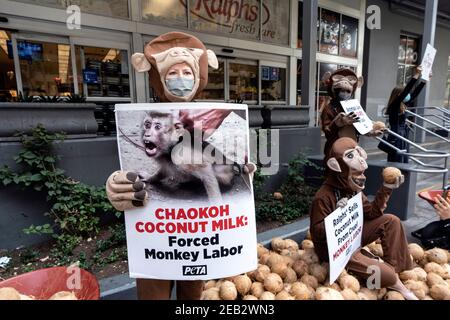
310, 137, 418, 299
105, 32, 255, 300
321, 69, 385, 163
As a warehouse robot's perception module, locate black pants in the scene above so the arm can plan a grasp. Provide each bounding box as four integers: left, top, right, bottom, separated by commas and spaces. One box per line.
387, 125, 410, 163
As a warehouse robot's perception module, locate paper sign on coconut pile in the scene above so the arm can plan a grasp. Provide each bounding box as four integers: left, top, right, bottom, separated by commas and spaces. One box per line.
115, 103, 257, 280
340, 99, 374, 135
325, 192, 364, 284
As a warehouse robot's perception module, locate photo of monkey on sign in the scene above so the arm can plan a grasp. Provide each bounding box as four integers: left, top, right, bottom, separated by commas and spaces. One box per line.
115, 104, 252, 203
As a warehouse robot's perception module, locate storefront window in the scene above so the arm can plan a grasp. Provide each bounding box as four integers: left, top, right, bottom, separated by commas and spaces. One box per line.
319, 9, 340, 55
141, 0, 187, 27
340, 15, 358, 58
198, 60, 225, 100
15, 0, 129, 18
76, 46, 130, 98
261, 66, 286, 102
397, 34, 419, 86
0, 30, 18, 102
18, 40, 74, 97
229, 62, 258, 103
261, 0, 290, 45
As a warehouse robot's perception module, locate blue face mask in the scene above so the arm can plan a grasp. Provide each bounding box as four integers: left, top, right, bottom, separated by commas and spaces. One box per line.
165, 77, 194, 97
403, 93, 411, 103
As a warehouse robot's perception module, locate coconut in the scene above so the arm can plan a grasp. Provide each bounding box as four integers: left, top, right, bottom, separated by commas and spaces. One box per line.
338, 274, 360, 293
259, 291, 276, 300
49, 291, 78, 300
270, 262, 288, 278
292, 260, 309, 277
377, 288, 387, 300
301, 240, 314, 250
382, 167, 402, 184
284, 239, 300, 251
358, 288, 378, 300
430, 284, 450, 300
233, 275, 252, 296
250, 282, 265, 298
327, 282, 341, 292
399, 270, 418, 281
264, 273, 284, 293
204, 280, 216, 290
412, 267, 427, 282
266, 253, 285, 268
271, 238, 286, 252
424, 262, 446, 277
306, 230, 312, 240
340, 288, 359, 300
426, 248, 448, 265
19, 294, 34, 300
408, 243, 425, 260
283, 283, 292, 293
284, 267, 298, 283
315, 287, 344, 300
281, 255, 295, 267
219, 281, 238, 300
290, 282, 312, 300
202, 287, 221, 300
275, 290, 295, 300
300, 249, 319, 265
384, 291, 405, 300
367, 242, 383, 257
254, 265, 271, 282
309, 263, 328, 283
300, 274, 319, 289
404, 280, 427, 300
0, 287, 21, 300
372, 121, 386, 131
257, 243, 269, 258
273, 192, 283, 200
427, 272, 447, 287
243, 295, 258, 300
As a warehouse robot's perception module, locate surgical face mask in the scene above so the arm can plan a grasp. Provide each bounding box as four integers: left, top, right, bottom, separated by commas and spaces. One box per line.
338, 91, 352, 101
165, 77, 194, 97
403, 93, 411, 103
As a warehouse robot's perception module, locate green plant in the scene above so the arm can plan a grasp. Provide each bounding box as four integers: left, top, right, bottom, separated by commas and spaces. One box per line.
0, 124, 121, 260
36, 95, 62, 103
65, 94, 86, 103
253, 153, 320, 223
20, 249, 40, 264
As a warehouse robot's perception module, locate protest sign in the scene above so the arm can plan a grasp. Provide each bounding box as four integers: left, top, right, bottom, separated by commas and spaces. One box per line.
115, 103, 257, 280
340, 99, 373, 135
421, 43, 436, 82
324, 192, 364, 284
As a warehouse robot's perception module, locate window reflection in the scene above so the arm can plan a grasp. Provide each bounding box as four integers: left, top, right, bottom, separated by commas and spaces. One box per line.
229, 62, 258, 102
261, 66, 286, 102
0, 30, 18, 101
198, 60, 225, 100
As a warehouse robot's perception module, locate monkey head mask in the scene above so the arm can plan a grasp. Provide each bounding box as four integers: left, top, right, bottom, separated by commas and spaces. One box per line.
323, 68, 364, 102
326, 137, 368, 193
131, 32, 218, 102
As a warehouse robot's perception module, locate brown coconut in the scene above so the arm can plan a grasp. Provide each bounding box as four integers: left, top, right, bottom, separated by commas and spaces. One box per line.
340, 288, 359, 300
430, 284, 450, 300
233, 275, 252, 296
202, 287, 221, 300
292, 260, 309, 277
254, 265, 271, 282
315, 287, 344, 300
271, 237, 286, 252
219, 281, 238, 300
49, 291, 78, 300
250, 282, 265, 298
338, 274, 360, 293
0, 287, 21, 300
243, 295, 258, 300
301, 239, 314, 250
264, 273, 284, 294
309, 263, 328, 283
384, 291, 405, 300
284, 267, 298, 283
290, 282, 313, 300
275, 290, 295, 300
426, 248, 448, 265
382, 167, 402, 184
259, 291, 276, 300
300, 274, 319, 289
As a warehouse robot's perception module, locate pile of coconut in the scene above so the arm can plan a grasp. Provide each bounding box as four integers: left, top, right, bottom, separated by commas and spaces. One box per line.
0, 287, 77, 300
202, 236, 450, 300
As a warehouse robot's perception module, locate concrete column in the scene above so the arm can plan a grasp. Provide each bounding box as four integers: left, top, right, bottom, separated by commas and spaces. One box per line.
131, 32, 148, 103
415, 0, 438, 142
301, 0, 318, 127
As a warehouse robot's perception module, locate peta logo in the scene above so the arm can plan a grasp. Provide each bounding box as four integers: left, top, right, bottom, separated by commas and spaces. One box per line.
183, 265, 207, 276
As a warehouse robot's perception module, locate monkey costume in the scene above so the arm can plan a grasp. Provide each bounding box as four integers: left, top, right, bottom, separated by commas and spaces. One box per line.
310, 138, 413, 288
106, 32, 255, 300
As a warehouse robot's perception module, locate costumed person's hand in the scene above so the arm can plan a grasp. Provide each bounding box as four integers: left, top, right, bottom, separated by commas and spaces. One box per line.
366, 121, 386, 137
413, 65, 423, 79
105, 171, 148, 211
433, 194, 450, 220
243, 161, 257, 181
335, 112, 360, 127
337, 197, 349, 209
383, 175, 405, 189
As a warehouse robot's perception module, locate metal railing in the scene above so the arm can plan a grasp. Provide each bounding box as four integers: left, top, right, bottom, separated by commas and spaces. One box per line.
377, 107, 450, 188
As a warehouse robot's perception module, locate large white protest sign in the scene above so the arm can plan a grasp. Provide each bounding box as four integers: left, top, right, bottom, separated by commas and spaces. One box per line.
325, 192, 364, 284
340, 99, 373, 135
115, 103, 257, 280
421, 43, 436, 82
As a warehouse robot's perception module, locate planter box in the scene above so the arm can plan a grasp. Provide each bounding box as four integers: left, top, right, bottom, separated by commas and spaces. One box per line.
263, 105, 310, 128
0, 103, 98, 141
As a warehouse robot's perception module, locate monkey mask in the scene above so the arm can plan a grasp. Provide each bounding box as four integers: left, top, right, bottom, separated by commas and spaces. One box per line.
131, 32, 218, 102
326, 137, 368, 193
323, 68, 364, 101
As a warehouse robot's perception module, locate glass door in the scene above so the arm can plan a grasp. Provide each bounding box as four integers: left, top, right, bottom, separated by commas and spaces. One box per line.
0, 29, 18, 102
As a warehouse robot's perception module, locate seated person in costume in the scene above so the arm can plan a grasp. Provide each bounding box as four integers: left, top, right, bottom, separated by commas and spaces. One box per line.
309, 137, 417, 299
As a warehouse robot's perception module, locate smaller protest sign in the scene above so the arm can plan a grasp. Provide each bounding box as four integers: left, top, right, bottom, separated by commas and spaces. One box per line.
420, 43, 436, 82
325, 192, 364, 284
340, 99, 373, 135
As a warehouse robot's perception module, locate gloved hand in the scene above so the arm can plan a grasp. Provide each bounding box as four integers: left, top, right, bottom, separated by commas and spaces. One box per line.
335, 112, 360, 128
243, 162, 257, 181
337, 197, 349, 209
383, 175, 405, 189
105, 171, 148, 211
